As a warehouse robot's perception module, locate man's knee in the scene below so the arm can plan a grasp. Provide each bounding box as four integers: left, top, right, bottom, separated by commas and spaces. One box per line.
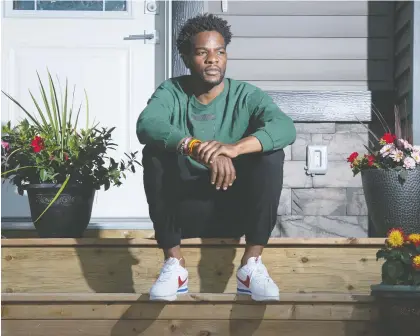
238, 148, 285, 178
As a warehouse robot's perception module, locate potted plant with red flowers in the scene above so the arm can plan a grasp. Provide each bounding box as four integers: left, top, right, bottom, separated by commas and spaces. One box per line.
1, 71, 140, 237
371, 228, 420, 335
346, 109, 420, 236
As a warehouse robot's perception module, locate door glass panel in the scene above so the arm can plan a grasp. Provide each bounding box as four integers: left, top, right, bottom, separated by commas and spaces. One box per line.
13, 0, 35, 10
13, 1, 127, 11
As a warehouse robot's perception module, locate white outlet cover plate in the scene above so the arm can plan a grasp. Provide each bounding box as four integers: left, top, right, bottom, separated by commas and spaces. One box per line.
306, 145, 328, 175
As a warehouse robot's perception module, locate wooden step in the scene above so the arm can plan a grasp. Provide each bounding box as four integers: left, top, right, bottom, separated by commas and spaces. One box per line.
1, 292, 379, 336
1, 237, 384, 294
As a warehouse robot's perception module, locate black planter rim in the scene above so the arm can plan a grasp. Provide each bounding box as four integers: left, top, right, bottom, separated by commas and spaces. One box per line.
371, 284, 420, 298
22, 183, 95, 189
361, 167, 420, 174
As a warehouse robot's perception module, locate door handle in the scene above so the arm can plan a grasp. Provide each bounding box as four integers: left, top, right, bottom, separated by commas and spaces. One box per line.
124, 34, 154, 40
123, 30, 159, 44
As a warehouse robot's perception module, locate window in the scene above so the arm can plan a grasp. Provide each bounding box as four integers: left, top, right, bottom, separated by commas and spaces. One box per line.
13, 0, 127, 12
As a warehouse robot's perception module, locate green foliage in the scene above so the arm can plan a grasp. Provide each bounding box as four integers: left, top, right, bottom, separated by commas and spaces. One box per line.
1, 70, 141, 211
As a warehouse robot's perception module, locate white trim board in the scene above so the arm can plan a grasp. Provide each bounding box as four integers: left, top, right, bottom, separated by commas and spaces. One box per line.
1, 218, 154, 230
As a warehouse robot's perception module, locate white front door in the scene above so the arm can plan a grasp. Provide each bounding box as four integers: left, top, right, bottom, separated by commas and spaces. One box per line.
1, 1, 169, 221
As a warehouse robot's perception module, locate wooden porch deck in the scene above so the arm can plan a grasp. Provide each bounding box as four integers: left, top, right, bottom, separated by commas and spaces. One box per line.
1, 233, 385, 335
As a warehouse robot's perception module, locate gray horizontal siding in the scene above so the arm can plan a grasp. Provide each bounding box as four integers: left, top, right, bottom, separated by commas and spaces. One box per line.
226, 60, 392, 81
228, 38, 390, 60
217, 16, 392, 38
206, 1, 394, 93
208, 1, 392, 16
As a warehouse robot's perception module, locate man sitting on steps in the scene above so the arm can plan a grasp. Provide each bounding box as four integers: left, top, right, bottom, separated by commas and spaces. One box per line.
136, 13, 296, 301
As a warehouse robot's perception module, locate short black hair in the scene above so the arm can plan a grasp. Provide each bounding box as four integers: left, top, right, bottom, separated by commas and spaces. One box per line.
176, 13, 232, 55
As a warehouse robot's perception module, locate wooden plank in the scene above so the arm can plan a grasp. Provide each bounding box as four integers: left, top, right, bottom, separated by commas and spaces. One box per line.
1, 302, 376, 321
208, 1, 390, 16
227, 38, 390, 60
1, 320, 377, 336
219, 16, 391, 38
226, 60, 391, 81
1, 246, 383, 294
1, 293, 376, 303
1, 237, 385, 247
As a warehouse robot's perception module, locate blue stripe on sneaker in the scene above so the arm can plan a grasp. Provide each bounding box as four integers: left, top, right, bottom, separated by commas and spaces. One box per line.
237, 288, 252, 294
177, 287, 188, 293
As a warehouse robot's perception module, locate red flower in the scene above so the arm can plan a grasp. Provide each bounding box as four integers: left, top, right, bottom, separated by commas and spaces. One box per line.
31, 136, 45, 153
347, 152, 359, 163
381, 133, 396, 144
366, 154, 375, 167
64, 153, 69, 161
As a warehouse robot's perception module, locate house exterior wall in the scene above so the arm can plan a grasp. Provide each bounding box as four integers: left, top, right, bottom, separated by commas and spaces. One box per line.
172, 1, 397, 238
210, 1, 395, 237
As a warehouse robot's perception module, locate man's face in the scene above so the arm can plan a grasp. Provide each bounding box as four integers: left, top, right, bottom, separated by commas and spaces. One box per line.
185, 31, 227, 86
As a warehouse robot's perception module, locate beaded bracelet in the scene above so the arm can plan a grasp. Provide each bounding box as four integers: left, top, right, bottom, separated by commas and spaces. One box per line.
177, 137, 191, 155
188, 139, 201, 156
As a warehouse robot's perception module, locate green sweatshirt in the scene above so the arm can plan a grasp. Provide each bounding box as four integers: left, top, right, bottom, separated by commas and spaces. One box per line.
137, 76, 296, 169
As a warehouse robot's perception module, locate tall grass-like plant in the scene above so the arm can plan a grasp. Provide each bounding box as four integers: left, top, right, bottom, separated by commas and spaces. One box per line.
1, 70, 141, 222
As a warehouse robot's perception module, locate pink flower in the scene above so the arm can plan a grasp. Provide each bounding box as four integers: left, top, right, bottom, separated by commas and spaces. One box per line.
411, 150, 420, 164
398, 139, 413, 150
403, 157, 416, 169
380, 144, 394, 157
1, 141, 10, 152
390, 149, 404, 162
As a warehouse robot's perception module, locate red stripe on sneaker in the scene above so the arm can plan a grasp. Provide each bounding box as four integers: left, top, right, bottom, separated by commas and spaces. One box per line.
237, 275, 250, 288
178, 276, 188, 288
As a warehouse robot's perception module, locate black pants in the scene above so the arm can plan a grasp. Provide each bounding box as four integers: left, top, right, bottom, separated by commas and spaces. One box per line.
142, 146, 285, 249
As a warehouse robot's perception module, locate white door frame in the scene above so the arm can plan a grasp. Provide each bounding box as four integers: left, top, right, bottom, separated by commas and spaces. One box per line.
1, 0, 173, 231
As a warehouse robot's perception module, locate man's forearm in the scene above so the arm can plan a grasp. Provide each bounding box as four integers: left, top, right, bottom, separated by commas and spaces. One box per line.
234, 136, 263, 156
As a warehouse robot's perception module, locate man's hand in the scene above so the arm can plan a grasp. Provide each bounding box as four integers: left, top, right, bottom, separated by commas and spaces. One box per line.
207, 155, 236, 190
195, 141, 239, 165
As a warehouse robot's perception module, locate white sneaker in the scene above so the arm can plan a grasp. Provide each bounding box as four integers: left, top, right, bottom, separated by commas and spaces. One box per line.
149, 257, 188, 301
236, 256, 280, 301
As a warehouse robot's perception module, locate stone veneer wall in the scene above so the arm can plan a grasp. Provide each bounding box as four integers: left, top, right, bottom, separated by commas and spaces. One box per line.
272, 122, 369, 238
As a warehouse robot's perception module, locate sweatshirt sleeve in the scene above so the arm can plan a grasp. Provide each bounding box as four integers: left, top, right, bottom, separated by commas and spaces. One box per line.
136, 84, 186, 152
247, 88, 296, 152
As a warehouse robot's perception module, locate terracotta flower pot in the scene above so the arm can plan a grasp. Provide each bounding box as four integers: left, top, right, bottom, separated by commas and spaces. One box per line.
361, 168, 420, 236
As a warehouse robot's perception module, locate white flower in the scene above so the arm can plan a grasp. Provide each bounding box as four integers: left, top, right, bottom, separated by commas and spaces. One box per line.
390, 149, 404, 162
403, 157, 416, 169
380, 144, 394, 157
411, 150, 420, 164
398, 139, 413, 150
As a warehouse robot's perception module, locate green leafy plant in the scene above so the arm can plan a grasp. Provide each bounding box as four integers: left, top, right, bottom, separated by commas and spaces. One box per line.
376, 228, 420, 286
1, 70, 141, 221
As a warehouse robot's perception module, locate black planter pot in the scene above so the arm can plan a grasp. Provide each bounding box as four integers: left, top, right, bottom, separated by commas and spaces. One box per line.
24, 184, 95, 238
371, 285, 420, 336
361, 168, 420, 236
